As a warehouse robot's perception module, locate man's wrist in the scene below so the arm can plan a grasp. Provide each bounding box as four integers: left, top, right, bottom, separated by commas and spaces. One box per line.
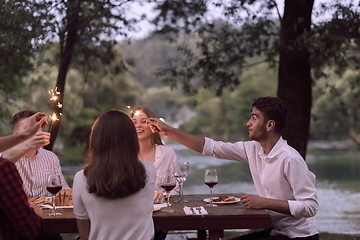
19, 131, 33, 141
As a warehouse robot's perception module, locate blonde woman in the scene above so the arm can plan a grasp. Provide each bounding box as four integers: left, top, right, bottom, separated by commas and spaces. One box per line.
131, 107, 179, 240
130, 107, 179, 196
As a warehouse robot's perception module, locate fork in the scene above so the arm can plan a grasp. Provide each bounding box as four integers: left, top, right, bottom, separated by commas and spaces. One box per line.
190, 207, 196, 215
196, 206, 202, 214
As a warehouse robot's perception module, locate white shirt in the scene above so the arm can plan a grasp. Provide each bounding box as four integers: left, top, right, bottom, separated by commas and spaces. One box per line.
203, 137, 318, 238
14, 148, 69, 197
149, 145, 179, 195
73, 161, 156, 240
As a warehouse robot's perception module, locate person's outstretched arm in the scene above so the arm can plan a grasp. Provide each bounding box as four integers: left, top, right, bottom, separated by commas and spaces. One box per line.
2, 132, 51, 163
147, 118, 205, 153
0, 113, 47, 153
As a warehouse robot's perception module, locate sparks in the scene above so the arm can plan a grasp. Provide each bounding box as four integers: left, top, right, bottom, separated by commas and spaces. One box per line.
49, 87, 61, 102
50, 113, 59, 121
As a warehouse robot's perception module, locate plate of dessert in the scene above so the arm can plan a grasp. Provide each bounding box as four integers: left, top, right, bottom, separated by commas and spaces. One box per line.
203, 196, 240, 205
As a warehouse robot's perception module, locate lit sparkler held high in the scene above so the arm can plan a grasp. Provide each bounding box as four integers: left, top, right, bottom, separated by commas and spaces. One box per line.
47, 87, 62, 132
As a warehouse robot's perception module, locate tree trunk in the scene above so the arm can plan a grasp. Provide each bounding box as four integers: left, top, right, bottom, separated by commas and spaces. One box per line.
45, 1, 81, 151
277, 0, 314, 159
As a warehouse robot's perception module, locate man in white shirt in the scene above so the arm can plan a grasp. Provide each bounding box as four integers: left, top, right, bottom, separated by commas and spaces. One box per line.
2, 110, 69, 197
147, 97, 319, 240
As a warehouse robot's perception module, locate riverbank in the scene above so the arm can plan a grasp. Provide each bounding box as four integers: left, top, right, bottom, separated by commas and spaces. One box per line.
61, 232, 360, 240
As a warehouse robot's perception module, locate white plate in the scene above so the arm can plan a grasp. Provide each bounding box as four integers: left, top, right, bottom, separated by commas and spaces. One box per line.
203, 197, 240, 205
39, 204, 73, 209
56, 205, 74, 209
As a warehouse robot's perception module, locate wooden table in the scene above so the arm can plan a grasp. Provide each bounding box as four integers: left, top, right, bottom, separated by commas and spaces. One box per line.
43, 194, 272, 240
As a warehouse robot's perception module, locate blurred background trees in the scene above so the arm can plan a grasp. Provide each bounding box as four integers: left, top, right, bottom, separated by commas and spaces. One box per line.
0, 0, 359, 161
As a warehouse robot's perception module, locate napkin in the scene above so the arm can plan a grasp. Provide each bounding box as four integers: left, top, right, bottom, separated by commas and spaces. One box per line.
154, 203, 169, 208
183, 206, 208, 215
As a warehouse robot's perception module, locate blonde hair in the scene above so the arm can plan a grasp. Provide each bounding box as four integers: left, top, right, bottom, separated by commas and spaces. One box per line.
130, 107, 164, 146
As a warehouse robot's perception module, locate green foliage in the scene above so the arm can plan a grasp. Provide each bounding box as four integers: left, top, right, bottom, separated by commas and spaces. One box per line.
67, 108, 98, 147
311, 70, 360, 147
121, 34, 185, 88
179, 61, 277, 138
0, 0, 46, 118
148, 0, 282, 94
303, 0, 360, 78
155, 18, 279, 95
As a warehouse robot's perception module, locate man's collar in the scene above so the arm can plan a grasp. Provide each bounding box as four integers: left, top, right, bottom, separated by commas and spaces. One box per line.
259, 136, 284, 160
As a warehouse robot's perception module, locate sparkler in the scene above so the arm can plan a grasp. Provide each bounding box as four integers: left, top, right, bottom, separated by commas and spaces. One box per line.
47, 87, 62, 132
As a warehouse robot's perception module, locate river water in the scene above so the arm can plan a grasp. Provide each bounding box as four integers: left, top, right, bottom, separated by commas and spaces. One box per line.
62, 141, 360, 234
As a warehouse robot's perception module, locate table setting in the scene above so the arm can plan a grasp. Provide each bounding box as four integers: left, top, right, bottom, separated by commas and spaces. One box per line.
40, 166, 272, 240
183, 206, 208, 215
153, 166, 243, 216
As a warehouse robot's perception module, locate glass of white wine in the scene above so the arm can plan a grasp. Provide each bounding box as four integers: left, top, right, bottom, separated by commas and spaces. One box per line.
173, 162, 189, 203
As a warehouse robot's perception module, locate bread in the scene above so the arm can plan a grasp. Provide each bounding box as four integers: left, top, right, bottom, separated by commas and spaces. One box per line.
28, 196, 49, 204
55, 189, 73, 206
154, 190, 165, 204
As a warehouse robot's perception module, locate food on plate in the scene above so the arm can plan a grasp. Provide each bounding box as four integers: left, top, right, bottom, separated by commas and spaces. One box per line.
55, 189, 73, 206
28, 196, 50, 204
154, 190, 165, 204
212, 196, 236, 203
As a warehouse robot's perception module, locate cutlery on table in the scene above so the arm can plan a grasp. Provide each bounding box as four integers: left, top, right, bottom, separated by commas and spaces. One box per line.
190, 207, 196, 215
196, 206, 202, 214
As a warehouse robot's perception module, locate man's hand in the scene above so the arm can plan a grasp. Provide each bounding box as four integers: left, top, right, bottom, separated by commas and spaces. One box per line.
25, 113, 48, 137
147, 118, 171, 136
240, 193, 265, 209
241, 193, 291, 215
27, 132, 51, 150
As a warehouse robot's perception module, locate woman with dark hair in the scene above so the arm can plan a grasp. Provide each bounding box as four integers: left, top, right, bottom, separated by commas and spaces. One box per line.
130, 107, 179, 196
73, 110, 156, 240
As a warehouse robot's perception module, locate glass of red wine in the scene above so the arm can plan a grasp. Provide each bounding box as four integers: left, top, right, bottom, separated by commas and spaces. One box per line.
47, 174, 62, 216
204, 169, 218, 207
160, 174, 176, 213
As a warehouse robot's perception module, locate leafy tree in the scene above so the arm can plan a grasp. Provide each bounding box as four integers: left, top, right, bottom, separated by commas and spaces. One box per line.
121, 34, 185, 88
179, 61, 277, 140
0, 0, 47, 119
307, 1, 360, 148
27, 0, 145, 150
311, 70, 360, 148
11, 42, 138, 148
149, 0, 359, 158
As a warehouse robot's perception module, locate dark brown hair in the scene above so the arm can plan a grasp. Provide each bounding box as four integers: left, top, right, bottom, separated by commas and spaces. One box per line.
252, 97, 287, 134
84, 110, 147, 198
11, 110, 37, 130
130, 107, 164, 146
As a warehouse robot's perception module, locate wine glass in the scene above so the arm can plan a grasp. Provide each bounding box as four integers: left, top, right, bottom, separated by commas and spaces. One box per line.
159, 174, 177, 213
46, 174, 62, 216
173, 162, 189, 203
204, 169, 218, 207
